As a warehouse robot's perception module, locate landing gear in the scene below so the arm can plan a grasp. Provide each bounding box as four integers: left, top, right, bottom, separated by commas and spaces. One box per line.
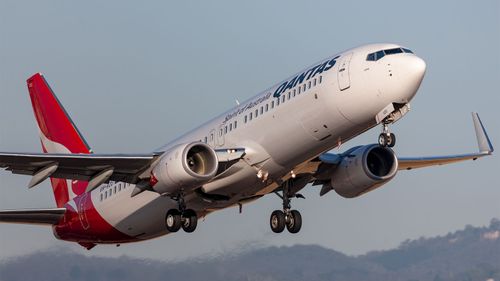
166, 209, 182, 232
378, 123, 396, 148
165, 191, 198, 233
270, 210, 286, 233
286, 210, 302, 233
181, 209, 198, 233
270, 181, 303, 234
270, 208, 303, 234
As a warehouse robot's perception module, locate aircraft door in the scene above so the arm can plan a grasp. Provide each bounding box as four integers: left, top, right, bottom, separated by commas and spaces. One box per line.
337, 53, 353, 91
78, 192, 90, 230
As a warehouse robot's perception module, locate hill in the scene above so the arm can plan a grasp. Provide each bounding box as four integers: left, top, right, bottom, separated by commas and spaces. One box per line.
1, 219, 499, 281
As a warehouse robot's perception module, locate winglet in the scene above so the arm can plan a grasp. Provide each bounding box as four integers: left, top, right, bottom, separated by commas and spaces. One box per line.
472, 113, 494, 154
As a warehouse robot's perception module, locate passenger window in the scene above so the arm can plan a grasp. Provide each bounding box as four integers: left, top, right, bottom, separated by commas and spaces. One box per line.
234, 121, 237, 129
303, 84, 306, 91
313, 79, 316, 87
293, 89, 296, 97
244, 115, 248, 123
224, 126, 227, 133
271, 101, 275, 108
255, 109, 258, 117
260, 106, 263, 114
298, 86, 302, 94
281, 95, 285, 103
277, 98, 280, 105
229, 123, 232, 131
210, 133, 214, 141
204, 136, 208, 143
287, 92, 291, 100
319, 76, 322, 83
250, 112, 253, 120
265, 104, 269, 112
308, 81, 311, 89
100, 193, 103, 201
220, 129, 223, 136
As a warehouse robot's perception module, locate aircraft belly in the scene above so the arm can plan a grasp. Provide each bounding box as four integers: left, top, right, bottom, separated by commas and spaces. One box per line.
93, 187, 173, 238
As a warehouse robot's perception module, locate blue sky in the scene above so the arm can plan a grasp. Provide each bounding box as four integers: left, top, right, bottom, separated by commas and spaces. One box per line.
0, 0, 499, 260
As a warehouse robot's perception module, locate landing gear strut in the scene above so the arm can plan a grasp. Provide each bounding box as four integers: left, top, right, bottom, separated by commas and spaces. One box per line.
378, 123, 396, 148
165, 191, 198, 233
270, 181, 303, 234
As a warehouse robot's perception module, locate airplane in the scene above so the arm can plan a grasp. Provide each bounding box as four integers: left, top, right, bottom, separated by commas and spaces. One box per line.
0, 43, 494, 250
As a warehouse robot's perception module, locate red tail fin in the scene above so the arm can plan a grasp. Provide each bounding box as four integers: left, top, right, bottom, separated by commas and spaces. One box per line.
27, 73, 90, 207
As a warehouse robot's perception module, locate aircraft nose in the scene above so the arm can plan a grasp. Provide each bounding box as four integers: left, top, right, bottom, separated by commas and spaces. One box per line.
387, 54, 426, 103
407, 56, 426, 81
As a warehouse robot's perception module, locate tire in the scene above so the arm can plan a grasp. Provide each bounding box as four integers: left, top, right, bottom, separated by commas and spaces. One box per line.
388, 133, 396, 147
166, 209, 182, 232
270, 210, 286, 233
286, 210, 302, 234
181, 209, 198, 233
378, 133, 388, 147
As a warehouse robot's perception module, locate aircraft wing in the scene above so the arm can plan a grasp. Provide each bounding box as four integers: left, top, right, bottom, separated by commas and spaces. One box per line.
0, 208, 66, 225
0, 148, 246, 191
397, 113, 493, 170
0, 153, 161, 185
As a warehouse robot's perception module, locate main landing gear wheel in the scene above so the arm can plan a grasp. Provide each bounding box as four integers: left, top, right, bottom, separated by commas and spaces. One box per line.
166, 209, 182, 232
166, 209, 198, 233
286, 210, 302, 234
270, 210, 286, 233
181, 209, 198, 233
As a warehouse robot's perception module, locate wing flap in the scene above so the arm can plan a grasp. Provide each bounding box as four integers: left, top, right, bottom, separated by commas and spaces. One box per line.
0, 208, 66, 225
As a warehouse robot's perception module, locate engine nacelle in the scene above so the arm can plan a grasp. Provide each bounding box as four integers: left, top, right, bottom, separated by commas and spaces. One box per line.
151, 142, 218, 195
332, 144, 398, 198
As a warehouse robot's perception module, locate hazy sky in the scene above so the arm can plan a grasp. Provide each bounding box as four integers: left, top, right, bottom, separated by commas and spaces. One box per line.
0, 0, 499, 261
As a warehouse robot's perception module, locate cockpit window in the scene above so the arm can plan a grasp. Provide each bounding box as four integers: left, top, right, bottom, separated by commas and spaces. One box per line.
366, 47, 414, 61
402, 48, 413, 54
375, 50, 385, 60
384, 48, 403, 55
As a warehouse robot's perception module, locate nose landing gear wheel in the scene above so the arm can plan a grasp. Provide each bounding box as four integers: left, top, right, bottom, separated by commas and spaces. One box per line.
166, 209, 182, 232
387, 133, 396, 147
181, 209, 198, 233
270, 210, 286, 233
378, 133, 388, 147
378, 133, 396, 147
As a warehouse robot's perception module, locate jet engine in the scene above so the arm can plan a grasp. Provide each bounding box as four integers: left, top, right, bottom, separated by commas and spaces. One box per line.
151, 142, 218, 195
331, 144, 398, 198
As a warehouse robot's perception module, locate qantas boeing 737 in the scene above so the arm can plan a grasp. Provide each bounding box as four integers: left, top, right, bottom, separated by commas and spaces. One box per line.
0, 43, 494, 249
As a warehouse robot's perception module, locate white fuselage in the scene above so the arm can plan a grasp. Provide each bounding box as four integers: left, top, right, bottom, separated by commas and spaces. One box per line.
80, 43, 425, 241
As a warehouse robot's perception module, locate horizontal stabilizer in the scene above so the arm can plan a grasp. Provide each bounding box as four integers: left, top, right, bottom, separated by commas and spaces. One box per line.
0, 208, 66, 225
